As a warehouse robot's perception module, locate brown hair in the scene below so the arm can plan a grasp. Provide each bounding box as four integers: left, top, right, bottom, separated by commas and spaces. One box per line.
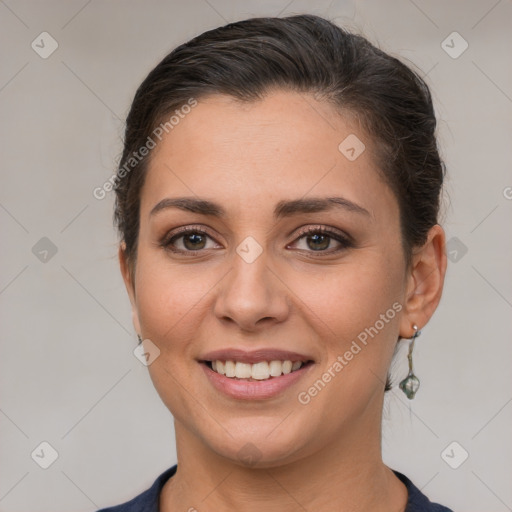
113, 14, 445, 391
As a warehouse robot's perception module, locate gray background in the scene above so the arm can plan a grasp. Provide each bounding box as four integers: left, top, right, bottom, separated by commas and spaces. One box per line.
1, 1, 511, 511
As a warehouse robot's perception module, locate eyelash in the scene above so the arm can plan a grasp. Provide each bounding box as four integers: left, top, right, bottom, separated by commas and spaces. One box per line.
160, 224, 354, 257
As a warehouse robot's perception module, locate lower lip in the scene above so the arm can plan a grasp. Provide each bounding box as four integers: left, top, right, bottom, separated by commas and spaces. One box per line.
200, 362, 313, 400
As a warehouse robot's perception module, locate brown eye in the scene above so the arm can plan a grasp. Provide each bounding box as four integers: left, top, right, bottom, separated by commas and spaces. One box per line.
162, 227, 221, 253
305, 233, 331, 251
182, 232, 207, 250
290, 226, 354, 255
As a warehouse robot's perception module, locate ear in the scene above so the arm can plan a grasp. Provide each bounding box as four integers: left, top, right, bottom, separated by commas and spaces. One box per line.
118, 243, 141, 336
399, 224, 447, 338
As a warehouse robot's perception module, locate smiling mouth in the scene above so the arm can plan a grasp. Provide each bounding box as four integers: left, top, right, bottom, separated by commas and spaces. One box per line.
202, 359, 314, 381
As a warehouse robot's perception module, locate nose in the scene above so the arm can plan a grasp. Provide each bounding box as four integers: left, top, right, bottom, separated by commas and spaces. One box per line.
213, 248, 290, 332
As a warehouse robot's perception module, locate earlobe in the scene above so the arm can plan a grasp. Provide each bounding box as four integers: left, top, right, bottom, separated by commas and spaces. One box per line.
399, 224, 447, 337
118, 244, 141, 335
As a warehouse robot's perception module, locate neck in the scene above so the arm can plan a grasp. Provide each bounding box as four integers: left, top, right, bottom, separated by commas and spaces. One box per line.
160, 408, 408, 512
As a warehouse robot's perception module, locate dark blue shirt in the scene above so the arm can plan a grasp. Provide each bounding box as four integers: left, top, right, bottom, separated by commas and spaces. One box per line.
97, 465, 454, 511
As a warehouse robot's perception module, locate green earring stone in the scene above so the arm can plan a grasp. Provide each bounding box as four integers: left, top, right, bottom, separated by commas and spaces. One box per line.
399, 374, 420, 399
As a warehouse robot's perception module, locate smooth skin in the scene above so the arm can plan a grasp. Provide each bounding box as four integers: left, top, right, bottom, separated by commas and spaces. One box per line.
119, 90, 447, 512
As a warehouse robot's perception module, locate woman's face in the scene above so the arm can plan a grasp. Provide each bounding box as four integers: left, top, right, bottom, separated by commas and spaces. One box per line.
122, 90, 414, 466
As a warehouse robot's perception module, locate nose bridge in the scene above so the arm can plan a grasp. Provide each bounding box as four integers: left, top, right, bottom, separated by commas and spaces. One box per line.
213, 240, 289, 329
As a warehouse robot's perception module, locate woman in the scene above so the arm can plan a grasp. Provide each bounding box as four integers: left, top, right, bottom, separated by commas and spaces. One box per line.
98, 14, 451, 512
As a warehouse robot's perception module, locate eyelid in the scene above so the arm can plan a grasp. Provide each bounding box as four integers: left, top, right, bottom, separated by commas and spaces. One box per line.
292, 224, 354, 244
165, 224, 216, 238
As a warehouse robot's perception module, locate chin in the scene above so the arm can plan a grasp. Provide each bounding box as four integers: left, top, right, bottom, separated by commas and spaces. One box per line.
200, 417, 316, 469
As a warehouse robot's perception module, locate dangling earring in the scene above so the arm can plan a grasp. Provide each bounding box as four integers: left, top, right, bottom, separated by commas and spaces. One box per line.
137, 334, 142, 344
399, 325, 421, 399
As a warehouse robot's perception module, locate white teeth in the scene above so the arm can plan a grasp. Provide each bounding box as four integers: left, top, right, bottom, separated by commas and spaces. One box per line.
225, 360, 236, 377
210, 359, 305, 380
282, 360, 292, 374
235, 362, 252, 379
291, 361, 302, 371
216, 360, 225, 375
269, 360, 282, 377
251, 362, 270, 380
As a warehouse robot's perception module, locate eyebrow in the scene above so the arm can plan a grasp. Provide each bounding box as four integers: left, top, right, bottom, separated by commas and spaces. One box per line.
149, 196, 371, 219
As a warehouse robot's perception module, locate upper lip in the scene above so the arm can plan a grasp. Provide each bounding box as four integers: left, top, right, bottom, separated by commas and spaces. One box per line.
199, 348, 314, 364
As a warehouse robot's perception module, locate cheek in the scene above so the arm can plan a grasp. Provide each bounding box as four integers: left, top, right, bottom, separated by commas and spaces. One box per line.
286, 254, 405, 423
133, 251, 216, 349
132, 253, 215, 418
295, 257, 403, 334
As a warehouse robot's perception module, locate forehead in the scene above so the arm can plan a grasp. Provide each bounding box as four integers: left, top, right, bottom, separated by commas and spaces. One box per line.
152, 90, 365, 165
141, 90, 396, 221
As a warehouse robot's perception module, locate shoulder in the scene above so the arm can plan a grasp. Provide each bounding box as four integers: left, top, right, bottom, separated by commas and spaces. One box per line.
96, 465, 177, 512
393, 470, 454, 512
